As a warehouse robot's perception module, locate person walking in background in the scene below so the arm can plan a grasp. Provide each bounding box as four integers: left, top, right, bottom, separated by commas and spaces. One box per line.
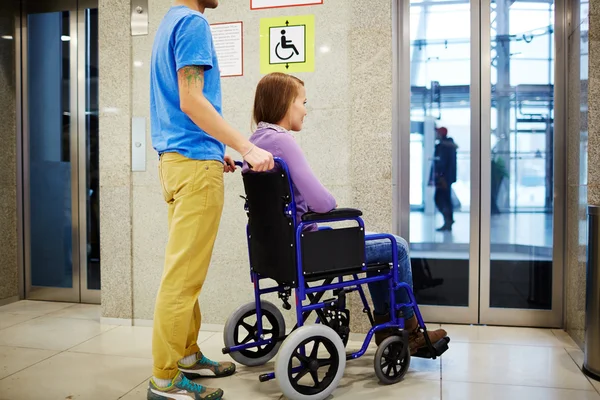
429, 127, 458, 232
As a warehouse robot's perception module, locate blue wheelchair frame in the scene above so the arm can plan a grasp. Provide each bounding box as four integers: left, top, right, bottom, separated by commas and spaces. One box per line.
224, 158, 432, 382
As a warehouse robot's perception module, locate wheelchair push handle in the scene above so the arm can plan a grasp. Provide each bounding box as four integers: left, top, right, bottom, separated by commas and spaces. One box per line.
233, 157, 285, 171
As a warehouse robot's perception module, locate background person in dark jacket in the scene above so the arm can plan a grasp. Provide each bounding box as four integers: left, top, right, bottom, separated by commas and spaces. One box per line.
429, 127, 458, 231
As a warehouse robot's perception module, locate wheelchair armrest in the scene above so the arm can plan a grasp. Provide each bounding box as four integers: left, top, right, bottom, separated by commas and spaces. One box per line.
301, 207, 363, 222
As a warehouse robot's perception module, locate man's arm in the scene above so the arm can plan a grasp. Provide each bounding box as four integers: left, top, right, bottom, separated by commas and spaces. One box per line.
177, 65, 273, 171
178, 66, 248, 153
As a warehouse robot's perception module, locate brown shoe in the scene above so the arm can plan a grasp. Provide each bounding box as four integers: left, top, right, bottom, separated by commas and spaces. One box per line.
404, 315, 447, 355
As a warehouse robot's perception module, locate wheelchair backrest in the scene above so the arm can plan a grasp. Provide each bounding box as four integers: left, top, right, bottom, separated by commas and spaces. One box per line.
242, 162, 298, 286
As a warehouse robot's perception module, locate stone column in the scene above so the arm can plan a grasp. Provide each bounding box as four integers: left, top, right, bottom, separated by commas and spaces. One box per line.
0, 2, 19, 304
98, 0, 134, 321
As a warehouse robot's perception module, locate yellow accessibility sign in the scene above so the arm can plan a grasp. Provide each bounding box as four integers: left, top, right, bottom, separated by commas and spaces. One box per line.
260, 15, 315, 74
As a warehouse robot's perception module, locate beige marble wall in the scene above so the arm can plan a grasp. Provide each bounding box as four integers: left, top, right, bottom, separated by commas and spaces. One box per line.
588, 5, 600, 203
98, 0, 392, 331
0, 3, 18, 302
98, 0, 134, 319
565, 0, 590, 348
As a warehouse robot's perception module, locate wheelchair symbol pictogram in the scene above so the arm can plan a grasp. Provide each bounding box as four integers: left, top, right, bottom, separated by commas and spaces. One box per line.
269, 24, 305, 65
275, 29, 300, 61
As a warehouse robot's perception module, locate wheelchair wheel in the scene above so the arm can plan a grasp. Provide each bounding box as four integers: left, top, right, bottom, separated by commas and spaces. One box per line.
274, 324, 346, 400
374, 335, 411, 385
223, 300, 285, 367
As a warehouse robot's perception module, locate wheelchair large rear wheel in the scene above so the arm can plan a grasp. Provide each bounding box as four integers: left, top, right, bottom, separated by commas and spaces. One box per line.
274, 324, 346, 400
223, 300, 285, 367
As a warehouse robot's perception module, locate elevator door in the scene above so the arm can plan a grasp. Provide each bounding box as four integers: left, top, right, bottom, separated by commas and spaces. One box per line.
21, 0, 99, 303
395, 0, 565, 327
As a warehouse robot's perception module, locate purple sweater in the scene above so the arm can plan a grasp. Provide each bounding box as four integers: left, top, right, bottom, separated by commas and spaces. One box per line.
243, 122, 337, 225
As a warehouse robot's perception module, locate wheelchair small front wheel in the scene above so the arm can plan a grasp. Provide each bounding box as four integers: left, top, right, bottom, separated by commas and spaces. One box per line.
223, 300, 285, 367
374, 334, 411, 385
274, 324, 346, 400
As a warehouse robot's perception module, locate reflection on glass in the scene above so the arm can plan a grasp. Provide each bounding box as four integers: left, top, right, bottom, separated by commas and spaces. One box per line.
86, 8, 100, 291
489, 0, 554, 310
409, 0, 471, 307
28, 11, 73, 288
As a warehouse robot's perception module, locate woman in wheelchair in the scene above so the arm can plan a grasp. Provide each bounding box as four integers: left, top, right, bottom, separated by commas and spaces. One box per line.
245, 72, 447, 354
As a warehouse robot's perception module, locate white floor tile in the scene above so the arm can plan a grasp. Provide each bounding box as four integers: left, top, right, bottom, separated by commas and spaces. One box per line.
127, 363, 442, 400
342, 344, 441, 382
442, 324, 571, 348
0, 316, 115, 351
1, 304, 597, 400
0, 346, 58, 380
189, 332, 441, 399
592, 379, 600, 394
0, 352, 152, 400
46, 304, 101, 321
552, 329, 581, 349
566, 347, 600, 394
442, 342, 595, 390
69, 326, 214, 360
567, 347, 585, 368
69, 326, 154, 359
0, 300, 75, 316
0, 313, 37, 330
442, 381, 600, 400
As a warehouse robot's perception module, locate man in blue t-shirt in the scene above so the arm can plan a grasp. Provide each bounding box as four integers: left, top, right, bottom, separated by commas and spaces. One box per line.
147, 1, 274, 399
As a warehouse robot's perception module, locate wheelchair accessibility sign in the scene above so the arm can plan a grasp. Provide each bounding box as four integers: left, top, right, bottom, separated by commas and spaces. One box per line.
260, 15, 315, 74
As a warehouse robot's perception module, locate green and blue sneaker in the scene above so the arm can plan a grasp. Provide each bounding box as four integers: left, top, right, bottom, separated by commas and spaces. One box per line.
178, 352, 236, 379
147, 371, 223, 400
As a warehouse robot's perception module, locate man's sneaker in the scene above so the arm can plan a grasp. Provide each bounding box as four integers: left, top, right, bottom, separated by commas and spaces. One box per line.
178, 352, 236, 379
147, 371, 223, 400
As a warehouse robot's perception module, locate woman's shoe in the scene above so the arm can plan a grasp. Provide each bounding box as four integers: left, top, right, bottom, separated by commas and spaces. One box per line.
404, 315, 447, 355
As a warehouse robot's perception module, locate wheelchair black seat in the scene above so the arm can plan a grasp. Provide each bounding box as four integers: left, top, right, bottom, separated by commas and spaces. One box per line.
242, 166, 367, 286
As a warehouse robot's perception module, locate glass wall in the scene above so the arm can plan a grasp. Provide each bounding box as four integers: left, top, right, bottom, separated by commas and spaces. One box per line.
85, 8, 100, 291
409, 0, 472, 308
27, 10, 74, 289
488, 0, 555, 311
402, 0, 562, 326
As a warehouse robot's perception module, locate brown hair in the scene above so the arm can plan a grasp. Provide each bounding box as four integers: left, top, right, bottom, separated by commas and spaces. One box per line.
252, 72, 304, 126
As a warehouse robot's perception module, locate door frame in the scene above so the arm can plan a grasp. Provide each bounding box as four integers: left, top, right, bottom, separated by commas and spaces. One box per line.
392, 0, 566, 327
17, 0, 99, 304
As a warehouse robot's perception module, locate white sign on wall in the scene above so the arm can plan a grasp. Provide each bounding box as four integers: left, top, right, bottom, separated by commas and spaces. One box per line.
251, 0, 322, 10
269, 24, 305, 65
210, 22, 243, 77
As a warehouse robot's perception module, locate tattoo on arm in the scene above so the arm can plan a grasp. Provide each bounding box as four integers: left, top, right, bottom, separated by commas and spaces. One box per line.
178, 65, 205, 93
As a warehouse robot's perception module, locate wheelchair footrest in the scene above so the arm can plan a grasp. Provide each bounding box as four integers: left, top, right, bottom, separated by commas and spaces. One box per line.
411, 336, 450, 359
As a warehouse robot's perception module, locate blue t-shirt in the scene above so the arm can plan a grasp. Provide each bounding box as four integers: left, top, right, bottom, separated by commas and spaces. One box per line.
150, 6, 225, 161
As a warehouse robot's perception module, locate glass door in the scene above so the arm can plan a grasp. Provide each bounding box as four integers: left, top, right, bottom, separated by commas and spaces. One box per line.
21, 0, 99, 303
395, 0, 564, 327
397, 0, 480, 324
480, 0, 564, 327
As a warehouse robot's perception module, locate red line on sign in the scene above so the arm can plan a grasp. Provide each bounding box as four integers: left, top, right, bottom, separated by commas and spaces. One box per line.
250, 0, 323, 10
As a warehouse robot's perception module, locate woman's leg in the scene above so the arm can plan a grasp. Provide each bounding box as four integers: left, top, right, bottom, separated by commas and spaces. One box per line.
364, 233, 447, 350
365, 234, 414, 319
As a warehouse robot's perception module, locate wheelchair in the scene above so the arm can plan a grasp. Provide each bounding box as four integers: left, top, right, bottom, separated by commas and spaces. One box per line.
222, 158, 450, 400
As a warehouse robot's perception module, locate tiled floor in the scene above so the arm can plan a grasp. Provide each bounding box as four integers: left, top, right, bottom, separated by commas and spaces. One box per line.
1, 301, 599, 400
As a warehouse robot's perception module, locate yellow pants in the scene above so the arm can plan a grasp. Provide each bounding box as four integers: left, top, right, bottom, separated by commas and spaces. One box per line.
152, 152, 224, 380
